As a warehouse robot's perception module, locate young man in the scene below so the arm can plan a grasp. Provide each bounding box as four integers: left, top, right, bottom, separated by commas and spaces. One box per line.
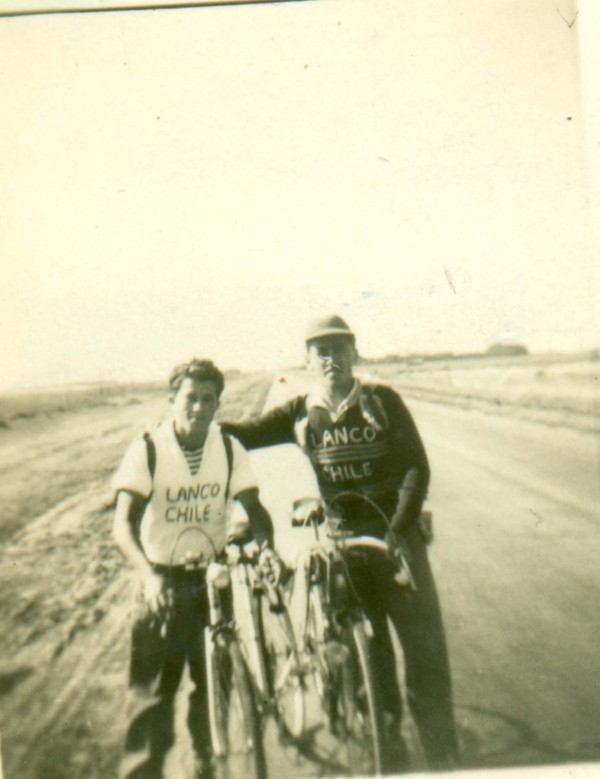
221, 315, 459, 771
113, 359, 274, 779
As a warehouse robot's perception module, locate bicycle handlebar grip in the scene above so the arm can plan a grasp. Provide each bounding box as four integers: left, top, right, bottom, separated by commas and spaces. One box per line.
291, 498, 325, 527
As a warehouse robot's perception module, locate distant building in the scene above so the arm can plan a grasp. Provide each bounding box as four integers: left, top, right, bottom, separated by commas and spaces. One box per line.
486, 343, 528, 357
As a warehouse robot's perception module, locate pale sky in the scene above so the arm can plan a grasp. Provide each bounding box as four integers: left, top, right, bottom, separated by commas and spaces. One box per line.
1, 0, 598, 389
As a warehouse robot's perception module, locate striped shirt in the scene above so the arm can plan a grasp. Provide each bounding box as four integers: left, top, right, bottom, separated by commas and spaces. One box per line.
181, 445, 203, 476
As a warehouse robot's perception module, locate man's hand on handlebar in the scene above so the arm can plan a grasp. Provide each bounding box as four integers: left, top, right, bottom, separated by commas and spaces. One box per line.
382, 531, 415, 589
384, 527, 412, 562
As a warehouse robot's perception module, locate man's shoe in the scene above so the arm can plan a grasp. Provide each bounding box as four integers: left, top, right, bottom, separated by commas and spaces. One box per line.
427, 752, 461, 772
381, 713, 410, 774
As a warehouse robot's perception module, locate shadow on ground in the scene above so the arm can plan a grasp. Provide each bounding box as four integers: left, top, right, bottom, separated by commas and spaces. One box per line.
0, 667, 33, 697
457, 704, 600, 770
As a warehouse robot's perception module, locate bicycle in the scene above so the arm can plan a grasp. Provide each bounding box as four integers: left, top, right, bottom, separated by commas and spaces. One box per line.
290, 494, 414, 777
168, 526, 268, 779
226, 526, 308, 741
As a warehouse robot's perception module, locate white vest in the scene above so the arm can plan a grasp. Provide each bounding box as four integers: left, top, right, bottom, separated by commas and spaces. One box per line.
141, 421, 232, 566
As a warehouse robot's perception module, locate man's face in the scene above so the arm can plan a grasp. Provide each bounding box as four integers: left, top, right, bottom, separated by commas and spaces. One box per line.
307, 336, 357, 391
171, 378, 220, 442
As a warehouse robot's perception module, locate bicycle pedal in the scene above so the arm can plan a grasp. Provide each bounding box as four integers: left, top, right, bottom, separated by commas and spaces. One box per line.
267, 599, 285, 614
292, 659, 311, 676
323, 641, 350, 667
260, 699, 277, 716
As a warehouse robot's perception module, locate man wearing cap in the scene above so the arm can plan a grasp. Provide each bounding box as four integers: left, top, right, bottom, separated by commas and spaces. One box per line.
221, 315, 458, 771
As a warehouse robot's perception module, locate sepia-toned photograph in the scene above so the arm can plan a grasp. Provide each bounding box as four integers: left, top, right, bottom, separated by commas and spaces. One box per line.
0, 1, 598, 778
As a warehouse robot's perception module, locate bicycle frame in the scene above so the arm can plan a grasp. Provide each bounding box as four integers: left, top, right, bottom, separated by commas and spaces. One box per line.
162, 526, 266, 777
205, 560, 235, 757
292, 498, 415, 776
226, 537, 308, 740
300, 532, 412, 644
227, 541, 272, 702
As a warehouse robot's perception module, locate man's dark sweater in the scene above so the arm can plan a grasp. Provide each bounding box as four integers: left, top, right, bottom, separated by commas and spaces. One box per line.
222, 381, 430, 537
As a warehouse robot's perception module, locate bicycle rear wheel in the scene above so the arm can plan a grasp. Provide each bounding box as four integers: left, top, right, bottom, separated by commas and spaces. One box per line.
206, 628, 267, 779
337, 620, 385, 776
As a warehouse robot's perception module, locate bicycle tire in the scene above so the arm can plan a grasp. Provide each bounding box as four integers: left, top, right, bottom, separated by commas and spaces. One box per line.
337, 620, 385, 776
260, 594, 307, 739
234, 566, 271, 702
205, 628, 268, 779
305, 583, 330, 709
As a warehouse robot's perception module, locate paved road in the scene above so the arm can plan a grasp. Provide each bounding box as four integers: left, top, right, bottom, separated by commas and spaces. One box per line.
2, 377, 597, 779
240, 375, 600, 773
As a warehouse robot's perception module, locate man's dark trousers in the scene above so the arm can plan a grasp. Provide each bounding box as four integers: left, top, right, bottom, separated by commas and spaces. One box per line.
120, 569, 211, 779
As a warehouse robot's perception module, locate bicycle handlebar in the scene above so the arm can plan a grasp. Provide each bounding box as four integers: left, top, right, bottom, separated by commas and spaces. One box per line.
307, 532, 415, 590
291, 492, 394, 530
305, 533, 392, 557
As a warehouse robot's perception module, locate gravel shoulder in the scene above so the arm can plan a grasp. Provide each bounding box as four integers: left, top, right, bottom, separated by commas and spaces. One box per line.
0, 375, 271, 779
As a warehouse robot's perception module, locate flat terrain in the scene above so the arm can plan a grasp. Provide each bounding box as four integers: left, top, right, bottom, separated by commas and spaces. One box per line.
250, 372, 600, 773
0, 375, 272, 779
0, 361, 599, 778
367, 351, 600, 434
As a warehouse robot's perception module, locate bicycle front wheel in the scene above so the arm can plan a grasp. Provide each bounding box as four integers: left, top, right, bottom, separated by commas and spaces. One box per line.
305, 583, 330, 707
262, 600, 307, 740
337, 619, 385, 776
206, 628, 268, 779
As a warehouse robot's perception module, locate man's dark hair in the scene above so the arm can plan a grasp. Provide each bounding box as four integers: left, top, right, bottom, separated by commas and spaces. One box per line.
168, 359, 225, 397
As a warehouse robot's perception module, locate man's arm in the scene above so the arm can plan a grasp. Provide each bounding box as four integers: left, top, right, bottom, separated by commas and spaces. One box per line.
381, 388, 430, 484
234, 488, 275, 548
388, 467, 423, 537
376, 386, 430, 534
220, 396, 305, 450
113, 490, 166, 613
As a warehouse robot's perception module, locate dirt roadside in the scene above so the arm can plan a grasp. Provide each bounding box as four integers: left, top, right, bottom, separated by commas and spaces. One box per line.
4, 366, 596, 779
0, 374, 271, 779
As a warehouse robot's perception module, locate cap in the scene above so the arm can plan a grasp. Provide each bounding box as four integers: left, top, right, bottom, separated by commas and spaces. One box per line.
305, 314, 355, 344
